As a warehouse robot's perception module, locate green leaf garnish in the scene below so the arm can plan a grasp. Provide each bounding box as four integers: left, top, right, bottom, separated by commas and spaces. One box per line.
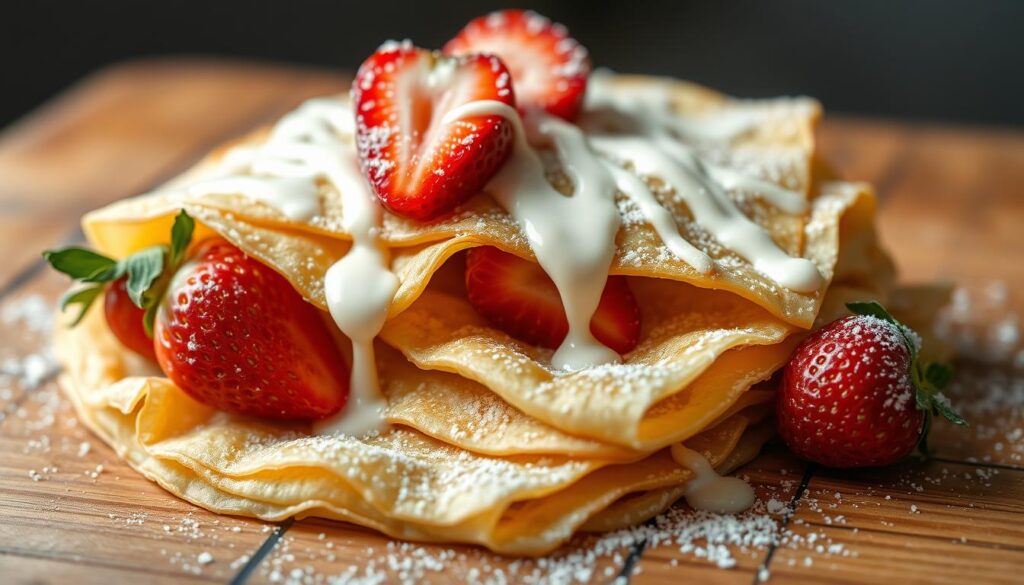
846, 300, 898, 325
846, 300, 969, 458
924, 362, 954, 390
170, 211, 195, 267
915, 414, 934, 461
44, 210, 195, 336
933, 393, 968, 427
143, 301, 161, 338
59, 285, 105, 326
43, 248, 120, 282
123, 246, 166, 308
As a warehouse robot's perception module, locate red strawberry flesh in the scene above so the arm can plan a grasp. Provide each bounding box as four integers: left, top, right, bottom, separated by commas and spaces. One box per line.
104, 277, 157, 361
464, 246, 641, 354
354, 42, 516, 221
444, 9, 591, 121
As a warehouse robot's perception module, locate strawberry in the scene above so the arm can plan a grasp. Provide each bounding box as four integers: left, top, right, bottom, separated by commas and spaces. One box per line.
464, 246, 641, 354
104, 277, 157, 360
154, 238, 349, 421
444, 9, 591, 121
353, 41, 516, 221
45, 211, 197, 360
777, 302, 966, 468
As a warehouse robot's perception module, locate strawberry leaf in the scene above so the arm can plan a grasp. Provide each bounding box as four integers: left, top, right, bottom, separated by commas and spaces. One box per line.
43, 248, 120, 282
932, 393, 968, 427
914, 383, 932, 411
169, 210, 195, 266
46, 209, 196, 334
924, 362, 954, 390
846, 301, 898, 325
59, 284, 105, 326
123, 246, 166, 308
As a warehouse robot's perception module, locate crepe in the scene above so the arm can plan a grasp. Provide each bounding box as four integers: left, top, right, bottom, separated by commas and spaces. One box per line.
59, 305, 774, 554
56, 73, 899, 555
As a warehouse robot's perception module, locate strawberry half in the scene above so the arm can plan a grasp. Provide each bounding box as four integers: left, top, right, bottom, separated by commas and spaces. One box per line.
464, 246, 641, 354
155, 238, 349, 421
444, 9, 591, 121
353, 41, 516, 221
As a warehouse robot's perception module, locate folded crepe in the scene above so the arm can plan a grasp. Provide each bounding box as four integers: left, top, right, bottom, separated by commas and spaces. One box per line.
57, 73, 899, 555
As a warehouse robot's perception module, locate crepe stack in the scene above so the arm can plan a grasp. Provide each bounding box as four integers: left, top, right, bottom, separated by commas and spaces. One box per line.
56, 73, 900, 555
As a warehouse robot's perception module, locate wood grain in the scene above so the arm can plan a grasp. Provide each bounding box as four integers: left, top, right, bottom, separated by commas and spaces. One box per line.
634, 448, 809, 583
0, 58, 344, 286
0, 272, 275, 584
767, 522, 1022, 585
0, 58, 1022, 584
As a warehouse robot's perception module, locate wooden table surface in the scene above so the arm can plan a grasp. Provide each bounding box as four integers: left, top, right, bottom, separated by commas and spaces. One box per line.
1, 58, 1022, 585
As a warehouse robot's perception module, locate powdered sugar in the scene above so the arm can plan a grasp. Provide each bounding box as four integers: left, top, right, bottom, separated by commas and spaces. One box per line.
0, 295, 59, 392
937, 282, 1022, 364
253, 501, 787, 585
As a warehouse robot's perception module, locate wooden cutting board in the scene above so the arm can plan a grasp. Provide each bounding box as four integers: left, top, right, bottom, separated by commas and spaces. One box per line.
0, 58, 1022, 585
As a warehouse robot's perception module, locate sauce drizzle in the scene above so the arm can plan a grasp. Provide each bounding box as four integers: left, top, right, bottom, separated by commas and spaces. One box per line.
181, 76, 826, 427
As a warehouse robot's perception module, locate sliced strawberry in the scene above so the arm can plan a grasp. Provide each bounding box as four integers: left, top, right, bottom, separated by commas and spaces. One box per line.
464, 246, 641, 354
353, 41, 516, 221
154, 238, 349, 421
444, 9, 591, 121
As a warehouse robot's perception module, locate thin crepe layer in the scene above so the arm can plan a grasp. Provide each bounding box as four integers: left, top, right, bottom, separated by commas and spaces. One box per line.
84, 177, 874, 336
381, 283, 794, 450
56, 307, 772, 555
83, 74, 827, 328
379, 183, 885, 449
75, 180, 888, 455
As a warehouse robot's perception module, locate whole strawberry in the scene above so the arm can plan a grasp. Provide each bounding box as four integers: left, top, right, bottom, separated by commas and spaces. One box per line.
777, 302, 966, 468
155, 238, 349, 421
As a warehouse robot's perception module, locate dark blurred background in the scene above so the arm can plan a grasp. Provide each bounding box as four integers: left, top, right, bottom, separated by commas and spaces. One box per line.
3, 0, 1022, 129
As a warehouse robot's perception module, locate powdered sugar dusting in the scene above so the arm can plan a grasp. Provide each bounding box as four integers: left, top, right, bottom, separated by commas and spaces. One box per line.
936, 282, 1022, 364
245, 488, 799, 584
1, 295, 59, 398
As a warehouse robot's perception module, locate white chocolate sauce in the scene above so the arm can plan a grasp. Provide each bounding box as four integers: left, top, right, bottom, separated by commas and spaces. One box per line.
187, 176, 319, 221
316, 151, 396, 437
592, 135, 822, 292
183, 75, 826, 427
604, 163, 713, 273
444, 101, 622, 370
187, 99, 358, 222
671, 444, 755, 514
176, 98, 394, 436
442, 90, 821, 371
583, 74, 822, 293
